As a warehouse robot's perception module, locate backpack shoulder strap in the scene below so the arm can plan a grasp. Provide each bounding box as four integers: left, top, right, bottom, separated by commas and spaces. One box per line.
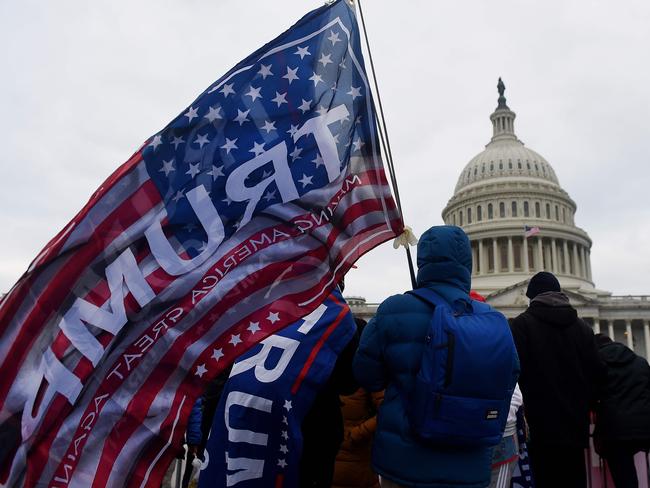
407, 288, 449, 310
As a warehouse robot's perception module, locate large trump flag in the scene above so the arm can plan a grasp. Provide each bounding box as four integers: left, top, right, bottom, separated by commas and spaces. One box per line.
0, 0, 402, 486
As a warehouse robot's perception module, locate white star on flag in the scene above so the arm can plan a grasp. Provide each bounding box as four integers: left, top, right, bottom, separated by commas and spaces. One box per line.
279, 445, 289, 454
272, 91, 288, 107
277, 459, 287, 468
352, 138, 365, 152
261, 120, 276, 133
281, 431, 289, 440
283, 66, 300, 84
312, 154, 325, 167
267, 311, 280, 324
298, 174, 313, 187
263, 190, 276, 202
149, 135, 162, 150
234, 109, 250, 126
245, 86, 262, 102
184, 106, 199, 122
186, 163, 201, 178
229, 334, 242, 346
159, 159, 175, 176
309, 72, 324, 86
171, 136, 184, 149
221, 138, 238, 154
211, 348, 224, 361
249, 141, 266, 156
194, 134, 210, 148
172, 190, 185, 202
258, 64, 273, 79
289, 147, 302, 162
318, 53, 333, 66
220, 83, 235, 97
287, 124, 299, 137
195, 364, 207, 377
294, 46, 311, 59
298, 99, 312, 113
204, 106, 222, 122
348, 86, 362, 100
328, 30, 341, 45
247, 321, 261, 334
284, 400, 292, 411
207, 165, 224, 180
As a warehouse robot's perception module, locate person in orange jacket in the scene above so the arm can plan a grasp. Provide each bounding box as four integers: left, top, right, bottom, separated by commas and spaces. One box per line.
332, 386, 384, 488
333, 318, 384, 488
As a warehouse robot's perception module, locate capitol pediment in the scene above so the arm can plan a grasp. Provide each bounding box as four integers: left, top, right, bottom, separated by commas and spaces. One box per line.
486, 279, 596, 309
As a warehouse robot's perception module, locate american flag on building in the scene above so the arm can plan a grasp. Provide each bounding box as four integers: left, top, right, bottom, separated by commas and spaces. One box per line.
524, 225, 540, 238
0, 1, 402, 486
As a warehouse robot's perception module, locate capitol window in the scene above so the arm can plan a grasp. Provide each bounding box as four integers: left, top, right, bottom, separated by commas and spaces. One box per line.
459, 211, 463, 226
555, 205, 559, 221
563, 207, 566, 222
499, 162, 503, 170
524, 201, 530, 217
467, 208, 472, 223
509, 161, 513, 169
499, 202, 505, 218
535, 202, 540, 217
518, 162, 522, 169
546, 203, 551, 219
490, 163, 494, 171
488, 203, 493, 219
500, 243, 508, 272
511, 201, 517, 217
513, 241, 522, 270
477, 205, 483, 221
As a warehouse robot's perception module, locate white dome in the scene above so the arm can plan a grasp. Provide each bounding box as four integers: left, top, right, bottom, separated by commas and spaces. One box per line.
455, 139, 560, 193
442, 79, 593, 296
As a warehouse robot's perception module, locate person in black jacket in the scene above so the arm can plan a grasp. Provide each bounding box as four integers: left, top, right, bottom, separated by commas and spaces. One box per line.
509, 271, 605, 488
594, 334, 650, 487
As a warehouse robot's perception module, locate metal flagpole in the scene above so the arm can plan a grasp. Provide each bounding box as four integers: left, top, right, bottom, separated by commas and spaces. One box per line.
354, 0, 417, 289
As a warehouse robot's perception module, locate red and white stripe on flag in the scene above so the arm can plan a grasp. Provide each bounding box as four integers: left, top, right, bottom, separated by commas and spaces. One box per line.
0, 1, 402, 486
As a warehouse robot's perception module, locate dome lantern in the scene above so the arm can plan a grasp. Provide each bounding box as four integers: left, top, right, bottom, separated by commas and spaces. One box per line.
490, 78, 518, 143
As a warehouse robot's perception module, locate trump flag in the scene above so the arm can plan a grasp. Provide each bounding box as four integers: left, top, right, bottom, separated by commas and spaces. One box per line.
0, 0, 402, 486
200, 288, 356, 487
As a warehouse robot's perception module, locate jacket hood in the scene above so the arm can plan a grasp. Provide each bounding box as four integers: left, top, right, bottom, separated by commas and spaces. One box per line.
528, 291, 577, 327
416, 226, 472, 307
598, 341, 636, 366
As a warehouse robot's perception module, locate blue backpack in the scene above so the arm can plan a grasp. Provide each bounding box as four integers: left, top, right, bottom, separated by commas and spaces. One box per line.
405, 288, 519, 447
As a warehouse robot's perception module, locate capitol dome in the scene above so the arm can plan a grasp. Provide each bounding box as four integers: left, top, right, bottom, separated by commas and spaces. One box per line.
442, 79, 594, 296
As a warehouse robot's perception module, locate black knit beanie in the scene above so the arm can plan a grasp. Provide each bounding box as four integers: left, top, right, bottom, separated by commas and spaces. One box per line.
526, 271, 561, 299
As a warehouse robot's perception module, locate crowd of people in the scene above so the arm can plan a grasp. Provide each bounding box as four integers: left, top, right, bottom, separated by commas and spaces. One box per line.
177, 225, 650, 488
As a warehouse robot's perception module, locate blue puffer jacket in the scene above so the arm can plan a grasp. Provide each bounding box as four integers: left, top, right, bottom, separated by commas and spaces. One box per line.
353, 226, 492, 487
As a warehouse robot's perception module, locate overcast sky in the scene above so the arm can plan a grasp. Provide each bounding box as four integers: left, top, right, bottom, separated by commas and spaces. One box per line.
1, 0, 649, 303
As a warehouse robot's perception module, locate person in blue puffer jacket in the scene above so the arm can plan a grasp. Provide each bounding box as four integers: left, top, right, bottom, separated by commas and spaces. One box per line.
353, 225, 493, 488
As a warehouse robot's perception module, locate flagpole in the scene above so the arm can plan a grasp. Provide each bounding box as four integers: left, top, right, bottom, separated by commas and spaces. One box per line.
355, 0, 417, 289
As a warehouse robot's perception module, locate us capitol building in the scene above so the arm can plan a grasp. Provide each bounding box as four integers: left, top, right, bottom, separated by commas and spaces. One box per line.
348, 80, 650, 359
